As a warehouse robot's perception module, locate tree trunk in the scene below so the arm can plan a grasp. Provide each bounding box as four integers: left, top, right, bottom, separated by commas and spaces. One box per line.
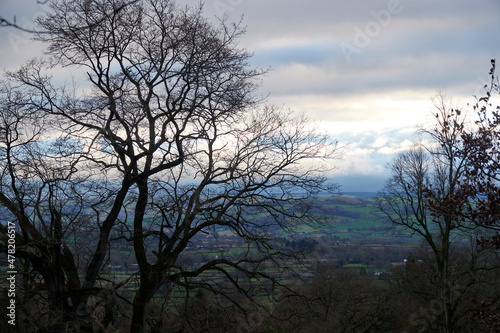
130, 275, 159, 332
130, 178, 159, 332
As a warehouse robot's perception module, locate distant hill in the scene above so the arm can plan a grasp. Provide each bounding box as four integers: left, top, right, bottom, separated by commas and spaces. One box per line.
342, 192, 379, 199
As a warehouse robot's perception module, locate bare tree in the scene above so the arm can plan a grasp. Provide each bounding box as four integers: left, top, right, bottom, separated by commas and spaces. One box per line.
378, 94, 500, 333
0, 77, 136, 330
1, 0, 339, 331
124, 107, 335, 330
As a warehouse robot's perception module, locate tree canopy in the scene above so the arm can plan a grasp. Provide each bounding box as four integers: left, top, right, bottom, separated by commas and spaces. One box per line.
0, 0, 338, 331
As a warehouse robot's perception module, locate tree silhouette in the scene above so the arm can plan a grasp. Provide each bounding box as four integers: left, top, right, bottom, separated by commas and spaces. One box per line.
379, 93, 500, 333
459, 59, 500, 249
0, 0, 338, 331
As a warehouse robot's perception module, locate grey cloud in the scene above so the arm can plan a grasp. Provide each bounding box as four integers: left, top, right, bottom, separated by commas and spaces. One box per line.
227, 0, 500, 99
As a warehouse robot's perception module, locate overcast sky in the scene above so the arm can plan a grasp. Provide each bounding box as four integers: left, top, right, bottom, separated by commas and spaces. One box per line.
1, 0, 500, 191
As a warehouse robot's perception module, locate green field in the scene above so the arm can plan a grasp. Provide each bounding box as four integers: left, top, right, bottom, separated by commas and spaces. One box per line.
101, 194, 419, 298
